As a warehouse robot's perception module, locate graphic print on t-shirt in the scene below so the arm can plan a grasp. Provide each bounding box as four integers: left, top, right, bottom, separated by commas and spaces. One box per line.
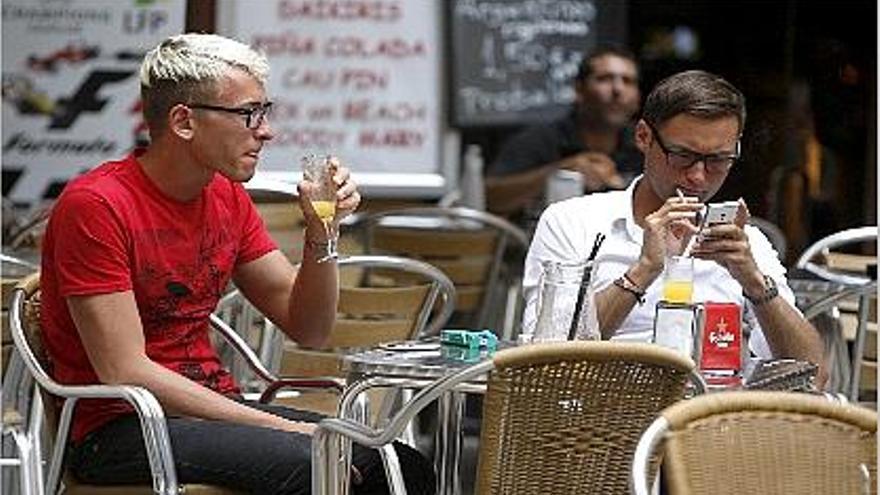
134, 223, 235, 332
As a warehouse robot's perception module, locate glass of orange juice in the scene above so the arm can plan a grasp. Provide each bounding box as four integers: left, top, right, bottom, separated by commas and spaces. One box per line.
301, 153, 339, 263
662, 256, 694, 304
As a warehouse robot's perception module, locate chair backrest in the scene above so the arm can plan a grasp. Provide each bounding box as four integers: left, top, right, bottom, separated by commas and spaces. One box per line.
5, 204, 51, 251
2, 266, 42, 495
801, 281, 878, 404
345, 206, 529, 334
243, 181, 306, 263
278, 254, 456, 378
795, 226, 877, 285
7, 272, 71, 493
2, 253, 39, 377
792, 226, 877, 400
7, 272, 51, 395
634, 391, 877, 495
474, 341, 695, 495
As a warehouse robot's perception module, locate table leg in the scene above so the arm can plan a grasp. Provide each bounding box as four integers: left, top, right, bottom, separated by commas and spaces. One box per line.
435, 390, 465, 495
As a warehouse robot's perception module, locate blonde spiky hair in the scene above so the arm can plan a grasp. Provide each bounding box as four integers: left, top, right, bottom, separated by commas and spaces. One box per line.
140, 33, 268, 87
139, 33, 269, 135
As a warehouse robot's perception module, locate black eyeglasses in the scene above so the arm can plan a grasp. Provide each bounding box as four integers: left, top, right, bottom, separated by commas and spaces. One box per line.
189, 101, 273, 130
646, 120, 739, 174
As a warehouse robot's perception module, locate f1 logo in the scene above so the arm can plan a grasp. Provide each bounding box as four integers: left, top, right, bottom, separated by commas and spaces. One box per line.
50, 70, 134, 129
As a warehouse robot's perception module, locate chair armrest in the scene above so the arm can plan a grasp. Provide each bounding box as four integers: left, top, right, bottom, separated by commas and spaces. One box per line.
48, 383, 179, 495
9, 286, 178, 494
312, 360, 494, 495
630, 416, 669, 495
209, 313, 279, 384
315, 417, 382, 445
259, 377, 346, 404
319, 359, 493, 447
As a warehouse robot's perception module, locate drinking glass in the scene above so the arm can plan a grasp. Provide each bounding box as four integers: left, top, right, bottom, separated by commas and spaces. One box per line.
301, 153, 338, 263
662, 255, 694, 304
530, 260, 600, 343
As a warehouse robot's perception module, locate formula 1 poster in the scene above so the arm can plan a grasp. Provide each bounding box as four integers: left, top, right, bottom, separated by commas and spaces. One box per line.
2, 0, 185, 204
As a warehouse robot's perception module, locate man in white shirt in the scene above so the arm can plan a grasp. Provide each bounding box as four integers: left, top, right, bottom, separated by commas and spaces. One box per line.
523, 70, 824, 375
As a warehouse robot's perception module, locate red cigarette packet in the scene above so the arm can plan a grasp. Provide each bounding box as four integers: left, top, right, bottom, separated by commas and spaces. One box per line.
700, 302, 742, 373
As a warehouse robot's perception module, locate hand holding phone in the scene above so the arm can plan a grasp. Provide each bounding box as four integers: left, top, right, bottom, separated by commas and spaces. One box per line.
682, 200, 743, 256
700, 200, 740, 228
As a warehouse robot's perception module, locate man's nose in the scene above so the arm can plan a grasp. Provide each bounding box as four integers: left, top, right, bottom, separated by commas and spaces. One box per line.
684, 160, 709, 184
255, 120, 275, 141
610, 75, 628, 93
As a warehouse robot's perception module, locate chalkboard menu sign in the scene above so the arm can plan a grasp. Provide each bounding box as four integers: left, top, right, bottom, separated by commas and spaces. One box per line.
450, 0, 600, 127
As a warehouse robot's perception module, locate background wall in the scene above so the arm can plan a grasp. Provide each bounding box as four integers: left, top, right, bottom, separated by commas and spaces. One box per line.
2, 0, 876, 250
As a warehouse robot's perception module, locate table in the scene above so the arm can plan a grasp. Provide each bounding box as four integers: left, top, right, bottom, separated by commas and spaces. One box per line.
704, 358, 818, 391
341, 340, 511, 495
340, 340, 818, 495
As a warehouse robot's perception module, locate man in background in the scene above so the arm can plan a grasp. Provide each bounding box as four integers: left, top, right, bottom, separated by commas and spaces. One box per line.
486, 46, 643, 228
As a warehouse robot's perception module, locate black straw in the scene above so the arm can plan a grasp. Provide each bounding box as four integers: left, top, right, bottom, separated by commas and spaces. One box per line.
568, 233, 606, 339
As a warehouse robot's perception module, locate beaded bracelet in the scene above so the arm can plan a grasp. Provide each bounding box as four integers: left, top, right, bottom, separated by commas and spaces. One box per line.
614, 273, 646, 305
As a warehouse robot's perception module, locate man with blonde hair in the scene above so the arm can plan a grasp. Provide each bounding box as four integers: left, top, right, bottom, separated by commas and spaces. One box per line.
40, 33, 434, 494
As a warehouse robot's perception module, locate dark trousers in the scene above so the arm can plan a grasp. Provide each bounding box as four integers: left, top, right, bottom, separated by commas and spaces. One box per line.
68, 401, 435, 495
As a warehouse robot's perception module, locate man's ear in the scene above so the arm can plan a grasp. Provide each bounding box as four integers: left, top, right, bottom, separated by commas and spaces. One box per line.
168, 103, 194, 140
634, 119, 651, 153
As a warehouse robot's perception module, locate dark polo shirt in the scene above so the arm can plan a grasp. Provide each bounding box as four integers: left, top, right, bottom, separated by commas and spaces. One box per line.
489, 110, 643, 184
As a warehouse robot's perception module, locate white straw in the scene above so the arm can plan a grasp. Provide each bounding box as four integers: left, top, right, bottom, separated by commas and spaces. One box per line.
677, 188, 700, 257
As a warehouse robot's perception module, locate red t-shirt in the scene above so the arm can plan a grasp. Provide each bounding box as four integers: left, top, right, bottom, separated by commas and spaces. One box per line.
40, 152, 277, 442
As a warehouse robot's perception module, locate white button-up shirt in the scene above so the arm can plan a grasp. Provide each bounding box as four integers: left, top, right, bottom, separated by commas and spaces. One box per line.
523, 177, 798, 358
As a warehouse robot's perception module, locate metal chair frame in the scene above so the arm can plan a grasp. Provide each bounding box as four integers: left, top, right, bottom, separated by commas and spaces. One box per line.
345, 206, 528, 338
313, 342, 703, 495
802, 281, 878, 402
793, 226, 877, 400
9, 273, 343, 495
795, 226, 877, 285
217, 254, 457, 384
1, 253, 42, 495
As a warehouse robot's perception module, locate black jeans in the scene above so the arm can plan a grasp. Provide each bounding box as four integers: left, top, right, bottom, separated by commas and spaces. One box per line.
68, 401, 435, 495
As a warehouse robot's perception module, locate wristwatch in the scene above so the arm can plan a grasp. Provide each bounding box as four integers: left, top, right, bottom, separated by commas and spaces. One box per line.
744, 274, 779, 306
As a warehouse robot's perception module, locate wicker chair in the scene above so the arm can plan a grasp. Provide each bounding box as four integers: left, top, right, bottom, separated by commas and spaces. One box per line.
313, 341, 697, 495
8, 272, 342, 495
795, 226, 877, 286
632, 391, 878, 495
241, 255, 455, 418
1, 254, 42, 495
792, 226, 878, 400
345, 206, 529, 339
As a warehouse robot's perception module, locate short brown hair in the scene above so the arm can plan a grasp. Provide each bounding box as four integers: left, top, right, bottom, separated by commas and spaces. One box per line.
576, 45, 639, 82
642, 70, 746, 133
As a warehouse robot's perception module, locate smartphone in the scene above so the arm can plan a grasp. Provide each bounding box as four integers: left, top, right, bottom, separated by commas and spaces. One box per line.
700, 201, 739, 228
685, 200, 740, 255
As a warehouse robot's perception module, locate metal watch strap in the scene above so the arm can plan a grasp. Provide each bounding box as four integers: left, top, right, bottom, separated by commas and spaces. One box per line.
744, 274, 779, 306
